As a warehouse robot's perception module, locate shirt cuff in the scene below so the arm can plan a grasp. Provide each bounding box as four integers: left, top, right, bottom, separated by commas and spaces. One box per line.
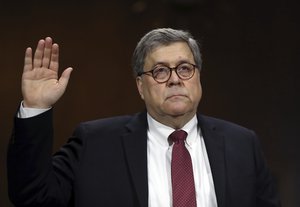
17, 101, 51, 118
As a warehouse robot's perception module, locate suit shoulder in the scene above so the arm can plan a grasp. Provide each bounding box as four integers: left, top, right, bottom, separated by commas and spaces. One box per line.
199, 115, 255, 136
77, 114, 134, 131
73, 110, 147, 134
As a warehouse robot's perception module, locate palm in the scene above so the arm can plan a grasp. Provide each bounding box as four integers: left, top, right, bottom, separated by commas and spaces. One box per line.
22, 37, 72, 108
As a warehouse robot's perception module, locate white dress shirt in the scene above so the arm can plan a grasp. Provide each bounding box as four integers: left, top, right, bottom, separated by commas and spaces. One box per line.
147, 114, 218, 207
18, 104, 218, 207
18, 102, 50, 118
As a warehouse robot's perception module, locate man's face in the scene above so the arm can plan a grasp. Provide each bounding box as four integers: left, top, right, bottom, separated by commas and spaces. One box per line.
136, 42, 202, 123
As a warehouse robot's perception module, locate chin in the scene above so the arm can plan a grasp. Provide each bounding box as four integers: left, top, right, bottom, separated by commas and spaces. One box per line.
167, 107, 190, 117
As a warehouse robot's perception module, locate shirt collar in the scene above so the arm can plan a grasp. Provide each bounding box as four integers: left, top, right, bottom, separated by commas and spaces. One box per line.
147, 113, 198, 148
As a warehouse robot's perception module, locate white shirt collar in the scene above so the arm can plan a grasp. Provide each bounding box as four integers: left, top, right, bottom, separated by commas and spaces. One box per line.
147, 113, 198, 148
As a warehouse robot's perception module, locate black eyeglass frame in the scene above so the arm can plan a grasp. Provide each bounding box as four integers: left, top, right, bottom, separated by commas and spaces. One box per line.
137, 62, 198, 83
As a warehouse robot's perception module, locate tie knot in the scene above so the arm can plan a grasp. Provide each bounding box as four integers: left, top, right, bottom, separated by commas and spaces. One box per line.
169, 130, 188, 144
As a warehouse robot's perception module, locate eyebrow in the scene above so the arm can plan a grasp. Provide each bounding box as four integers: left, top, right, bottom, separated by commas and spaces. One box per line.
152, 59, 193, 68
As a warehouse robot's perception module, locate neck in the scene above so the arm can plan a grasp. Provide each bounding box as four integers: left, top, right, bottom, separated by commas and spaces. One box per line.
149, 111, 196, 129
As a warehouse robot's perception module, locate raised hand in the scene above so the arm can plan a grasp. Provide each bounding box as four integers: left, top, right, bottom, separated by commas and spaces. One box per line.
22, 37, 73, 108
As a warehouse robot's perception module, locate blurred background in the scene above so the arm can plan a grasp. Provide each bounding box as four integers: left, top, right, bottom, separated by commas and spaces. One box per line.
0, 0, 299, 206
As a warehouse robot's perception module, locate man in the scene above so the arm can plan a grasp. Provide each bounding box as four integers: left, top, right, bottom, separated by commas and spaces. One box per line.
7, 28, 281, 207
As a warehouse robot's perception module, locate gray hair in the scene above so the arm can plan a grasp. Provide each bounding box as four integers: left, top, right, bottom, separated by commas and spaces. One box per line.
132, 28, 202, 76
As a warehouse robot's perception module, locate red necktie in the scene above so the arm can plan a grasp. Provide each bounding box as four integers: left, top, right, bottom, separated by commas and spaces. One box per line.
170, 130, 197, 207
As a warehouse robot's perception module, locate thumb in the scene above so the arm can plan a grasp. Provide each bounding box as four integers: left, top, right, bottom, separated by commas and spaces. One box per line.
59, 67, 73, 87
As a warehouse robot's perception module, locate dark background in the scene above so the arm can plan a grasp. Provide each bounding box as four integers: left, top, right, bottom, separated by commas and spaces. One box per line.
0, 0, 299, 206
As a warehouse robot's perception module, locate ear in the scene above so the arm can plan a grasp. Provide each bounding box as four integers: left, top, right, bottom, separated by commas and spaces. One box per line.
196, 69, 201, 82
136, 76, 145, 100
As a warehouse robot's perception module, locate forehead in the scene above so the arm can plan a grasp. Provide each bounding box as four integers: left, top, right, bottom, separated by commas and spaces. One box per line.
144, 42, 194, 68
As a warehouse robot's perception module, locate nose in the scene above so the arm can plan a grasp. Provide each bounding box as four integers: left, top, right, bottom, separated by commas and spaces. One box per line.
167, 68, 181, 85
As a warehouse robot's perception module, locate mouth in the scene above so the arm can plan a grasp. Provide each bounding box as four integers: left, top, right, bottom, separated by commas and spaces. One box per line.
166, 94, 187, 100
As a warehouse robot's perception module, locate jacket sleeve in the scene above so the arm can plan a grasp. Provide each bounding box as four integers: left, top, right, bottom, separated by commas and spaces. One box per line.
252, 131, 281, 207
7, 109, 82, 207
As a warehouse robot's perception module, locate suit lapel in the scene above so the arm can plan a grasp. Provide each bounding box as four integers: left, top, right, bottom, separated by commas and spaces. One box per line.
198, 115, 226, 207
122, 112, 148, 207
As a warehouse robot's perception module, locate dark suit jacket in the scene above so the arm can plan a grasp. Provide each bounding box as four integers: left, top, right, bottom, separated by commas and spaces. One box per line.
7, 109, 281, 207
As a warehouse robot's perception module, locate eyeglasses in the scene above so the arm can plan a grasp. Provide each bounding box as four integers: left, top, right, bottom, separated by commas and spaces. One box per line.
138, 62, 197, 83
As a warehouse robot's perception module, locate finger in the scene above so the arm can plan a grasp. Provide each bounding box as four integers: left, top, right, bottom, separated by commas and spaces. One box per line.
49, 43, 59, 72
42, 37, 53, 68
59, 67, 73, 88
23, 47, 33, 72
33, 39, 45, 68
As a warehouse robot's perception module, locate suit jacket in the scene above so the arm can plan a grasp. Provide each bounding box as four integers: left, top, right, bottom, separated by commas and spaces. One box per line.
7, 109, 281, 207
